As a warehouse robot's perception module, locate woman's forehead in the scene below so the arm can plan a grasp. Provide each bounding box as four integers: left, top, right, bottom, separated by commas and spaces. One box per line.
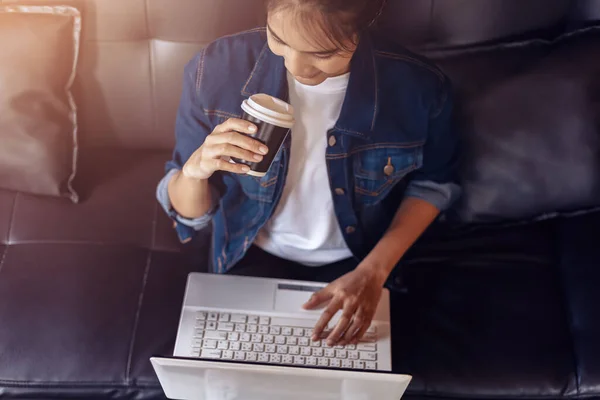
267, 9, 345, 53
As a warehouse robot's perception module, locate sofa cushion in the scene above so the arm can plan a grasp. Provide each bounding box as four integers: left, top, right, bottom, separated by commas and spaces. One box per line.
438, 28, 600, 223
557, 210, 600, 396
0, 5, 81, 202
0, 147, 180, 253
393, 221, 577, 398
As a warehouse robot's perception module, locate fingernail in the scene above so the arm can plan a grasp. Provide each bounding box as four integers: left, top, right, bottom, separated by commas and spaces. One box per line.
248, 125, 257, 133
259, 146, 268, 154
253, 154, 263, 161
241, 166, 250, 172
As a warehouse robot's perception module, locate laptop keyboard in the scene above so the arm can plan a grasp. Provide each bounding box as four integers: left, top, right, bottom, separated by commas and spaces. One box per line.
191, 311, 378, 370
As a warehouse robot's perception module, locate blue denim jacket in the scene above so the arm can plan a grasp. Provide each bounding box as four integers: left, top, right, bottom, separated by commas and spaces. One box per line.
157, 28, 461, 273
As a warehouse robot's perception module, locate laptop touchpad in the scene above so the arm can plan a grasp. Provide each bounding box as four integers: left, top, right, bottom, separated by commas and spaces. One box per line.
274, 282, 325, 314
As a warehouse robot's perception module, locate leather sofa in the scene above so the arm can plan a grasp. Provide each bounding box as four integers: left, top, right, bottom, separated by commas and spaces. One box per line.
1, 0, 599, 399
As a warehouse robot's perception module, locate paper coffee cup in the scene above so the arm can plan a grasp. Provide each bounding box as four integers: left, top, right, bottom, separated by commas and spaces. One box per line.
233, 94, 295, 177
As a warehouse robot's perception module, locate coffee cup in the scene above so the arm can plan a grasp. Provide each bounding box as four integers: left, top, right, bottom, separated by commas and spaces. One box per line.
233, 94, 295, 177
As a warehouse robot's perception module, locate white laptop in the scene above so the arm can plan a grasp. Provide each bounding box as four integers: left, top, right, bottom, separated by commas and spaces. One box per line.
151, 273, 412, 400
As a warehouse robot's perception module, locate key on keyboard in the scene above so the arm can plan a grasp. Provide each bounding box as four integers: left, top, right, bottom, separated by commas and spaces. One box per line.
191, 311, 379, 370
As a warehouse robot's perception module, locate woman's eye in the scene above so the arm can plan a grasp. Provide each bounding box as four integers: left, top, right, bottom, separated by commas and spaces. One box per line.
314, 53, 336, 60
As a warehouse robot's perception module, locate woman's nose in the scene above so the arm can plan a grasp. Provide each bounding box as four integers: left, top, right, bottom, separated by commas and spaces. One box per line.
284, 50, 312, 78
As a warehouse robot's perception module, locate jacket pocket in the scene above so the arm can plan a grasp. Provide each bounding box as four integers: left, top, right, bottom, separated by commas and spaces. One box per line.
353, 146, 423, 203
236, 152, 281, 203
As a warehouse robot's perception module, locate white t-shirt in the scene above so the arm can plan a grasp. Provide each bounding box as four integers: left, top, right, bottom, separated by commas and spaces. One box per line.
254, 72, 353, 266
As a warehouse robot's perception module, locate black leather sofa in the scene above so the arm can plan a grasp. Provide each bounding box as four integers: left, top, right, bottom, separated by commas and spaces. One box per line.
0, 0, 599, 399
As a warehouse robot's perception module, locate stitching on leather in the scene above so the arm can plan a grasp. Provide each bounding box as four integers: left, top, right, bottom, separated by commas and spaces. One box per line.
125, 253, 152, 381
150, 202, 159, 250
146, 0, 159, 164
241, 43, 268, 96
203, 109, 241, 119
0, 245, 7, 275
0, 379, 161, 388
375, 51, 445, 82
5, 193, 18, 246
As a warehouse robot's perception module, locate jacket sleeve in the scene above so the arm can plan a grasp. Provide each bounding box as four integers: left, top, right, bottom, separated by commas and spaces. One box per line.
156, 51, 219, 243
404, 78, 462, 211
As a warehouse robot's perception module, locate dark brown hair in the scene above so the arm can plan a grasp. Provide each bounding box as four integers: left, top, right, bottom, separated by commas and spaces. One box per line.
265, 0, 386, 52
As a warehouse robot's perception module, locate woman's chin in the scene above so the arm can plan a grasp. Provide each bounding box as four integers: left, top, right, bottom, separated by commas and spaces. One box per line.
294, 75, 326, 86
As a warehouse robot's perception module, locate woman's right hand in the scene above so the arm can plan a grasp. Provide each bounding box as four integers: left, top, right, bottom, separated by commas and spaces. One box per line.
182, 118, 269, 180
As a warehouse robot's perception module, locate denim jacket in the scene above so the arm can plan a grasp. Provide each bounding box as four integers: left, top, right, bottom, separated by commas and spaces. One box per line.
157, 28, 461, 273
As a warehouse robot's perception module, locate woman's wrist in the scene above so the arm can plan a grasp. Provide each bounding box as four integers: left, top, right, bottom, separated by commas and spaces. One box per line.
356, 259, 394, 287
168, 170, 213, 219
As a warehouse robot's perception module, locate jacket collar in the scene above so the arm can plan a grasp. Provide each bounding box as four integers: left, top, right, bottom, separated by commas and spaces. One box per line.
241, 35, 378, 139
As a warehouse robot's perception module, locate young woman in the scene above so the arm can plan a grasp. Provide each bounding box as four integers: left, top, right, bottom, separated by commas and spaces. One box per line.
157, 0, 460, 349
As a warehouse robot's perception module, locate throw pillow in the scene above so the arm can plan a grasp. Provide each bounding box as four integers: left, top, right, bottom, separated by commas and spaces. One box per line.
0, 5, 81, 202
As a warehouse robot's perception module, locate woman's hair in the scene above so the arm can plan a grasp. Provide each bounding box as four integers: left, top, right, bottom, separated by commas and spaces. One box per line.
265, 0, 386, 51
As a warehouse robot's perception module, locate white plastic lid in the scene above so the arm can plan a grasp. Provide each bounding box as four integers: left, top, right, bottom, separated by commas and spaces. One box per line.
242, 94, 295, 128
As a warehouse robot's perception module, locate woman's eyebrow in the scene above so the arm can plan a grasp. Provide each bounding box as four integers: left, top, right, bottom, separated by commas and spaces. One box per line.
267, 24, 338, 56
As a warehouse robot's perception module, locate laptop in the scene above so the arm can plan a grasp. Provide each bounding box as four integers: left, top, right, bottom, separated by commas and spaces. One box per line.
151, 273, 412, 400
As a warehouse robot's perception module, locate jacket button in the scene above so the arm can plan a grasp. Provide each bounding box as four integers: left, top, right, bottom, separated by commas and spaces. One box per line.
384, 158, 395, 176
335, 188, 345, 196
345, 226, 356, 234
328, 135, 337, 147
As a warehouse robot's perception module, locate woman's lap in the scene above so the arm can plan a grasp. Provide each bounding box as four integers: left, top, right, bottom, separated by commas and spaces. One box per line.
228, 245, 358, 283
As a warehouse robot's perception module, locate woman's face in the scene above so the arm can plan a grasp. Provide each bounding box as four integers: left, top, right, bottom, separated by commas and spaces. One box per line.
267, 9, 357, 86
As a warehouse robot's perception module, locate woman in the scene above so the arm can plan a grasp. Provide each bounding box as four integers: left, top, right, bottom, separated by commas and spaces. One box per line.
157, 0, 460, 348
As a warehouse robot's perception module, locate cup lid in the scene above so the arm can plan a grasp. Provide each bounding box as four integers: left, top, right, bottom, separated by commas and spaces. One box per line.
242, 94, 295, 128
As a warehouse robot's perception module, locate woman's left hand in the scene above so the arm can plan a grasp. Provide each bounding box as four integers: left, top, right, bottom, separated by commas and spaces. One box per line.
303, 264, 387, 347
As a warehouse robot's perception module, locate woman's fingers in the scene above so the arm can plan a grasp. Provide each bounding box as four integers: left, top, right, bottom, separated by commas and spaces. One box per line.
185, 157, 250, 177
303, 288, 332, 310
206, 143, 263, 163
326, 301, 358, 346
350, 321, 372, 346
209, 120, 268, 155
339, 309, 364, 346
312, 297, 341, 341
214, 118, 258, 135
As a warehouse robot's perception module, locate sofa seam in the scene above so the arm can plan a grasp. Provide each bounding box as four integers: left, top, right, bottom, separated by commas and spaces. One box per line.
0, 379, 160, 388
144, 0, 158, 144
5, 192, 18, 246
124, 252, 152, 382
554, 222, 582, 395
0, 380, 595, 399
151, 199, 159, 250
0, 244, 7, 274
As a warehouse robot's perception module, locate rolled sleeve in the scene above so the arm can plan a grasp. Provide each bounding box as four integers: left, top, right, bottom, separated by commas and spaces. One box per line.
405, 180, 461, 211
405, 77, 462, 211
156, 51, 221, 243
156, 169, 218, 232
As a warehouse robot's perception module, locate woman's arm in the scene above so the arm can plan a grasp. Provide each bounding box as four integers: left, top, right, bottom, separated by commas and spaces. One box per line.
357, 196, 439, 284
167, 171, 213, 219
305, 77, 461, 346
